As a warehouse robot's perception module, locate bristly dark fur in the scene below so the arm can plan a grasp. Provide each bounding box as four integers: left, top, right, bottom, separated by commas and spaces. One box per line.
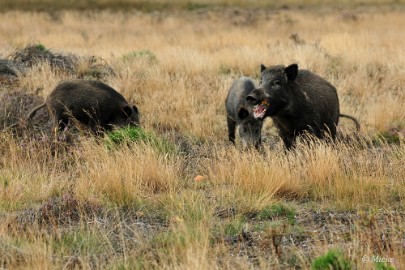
27, 79, 140, 134
247, 63, 359, 149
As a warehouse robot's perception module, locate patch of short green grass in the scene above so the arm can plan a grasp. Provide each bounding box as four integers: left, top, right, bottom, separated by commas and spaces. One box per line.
248, 203, 296, 224
34, 43, 47, 52
311, 249, 351, 270
105, 126, 175, 154
223, 218, 246, 238
375, 261, 396, 270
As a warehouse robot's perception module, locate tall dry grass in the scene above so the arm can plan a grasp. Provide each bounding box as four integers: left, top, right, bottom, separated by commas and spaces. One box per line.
74, 141, 182, 205
1, 9, 404, 135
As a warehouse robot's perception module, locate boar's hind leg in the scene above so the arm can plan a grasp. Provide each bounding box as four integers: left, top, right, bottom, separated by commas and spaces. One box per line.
328, 124, 337, 140
227, 116, 236, 144
279, 130, 296, 150
54, 114, 69, 132
320, 123, 337, 142
50, 115, 68, 138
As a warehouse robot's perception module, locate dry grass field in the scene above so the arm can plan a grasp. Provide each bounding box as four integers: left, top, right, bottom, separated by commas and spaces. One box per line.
0, 1, 404, 269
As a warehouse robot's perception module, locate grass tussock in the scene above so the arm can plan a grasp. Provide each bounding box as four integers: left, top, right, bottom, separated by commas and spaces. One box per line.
0, 5, 404, 270
74, 140, 181, 206
205, 140, 404, 211
0, 132, 74, 211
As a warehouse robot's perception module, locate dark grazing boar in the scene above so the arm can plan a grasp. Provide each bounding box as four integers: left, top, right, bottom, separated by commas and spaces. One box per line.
246, 64, 359, 149
27, 79, 140, 133
225, 77, 263, 149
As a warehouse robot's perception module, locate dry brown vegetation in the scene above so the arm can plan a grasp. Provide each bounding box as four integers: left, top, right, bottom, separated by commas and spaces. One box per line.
0, 2, 404, 269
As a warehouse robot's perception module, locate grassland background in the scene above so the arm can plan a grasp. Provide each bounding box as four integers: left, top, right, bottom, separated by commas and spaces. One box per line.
0, 1, 404, 269
2, 0, 405, 12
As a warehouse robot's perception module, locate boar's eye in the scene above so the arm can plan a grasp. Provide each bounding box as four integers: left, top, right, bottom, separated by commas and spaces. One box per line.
272, 79, 281, 86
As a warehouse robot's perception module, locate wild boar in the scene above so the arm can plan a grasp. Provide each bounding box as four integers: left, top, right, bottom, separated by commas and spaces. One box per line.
226, 77, 263, 149
246, 64, 359, 149
27, 79, 139, 134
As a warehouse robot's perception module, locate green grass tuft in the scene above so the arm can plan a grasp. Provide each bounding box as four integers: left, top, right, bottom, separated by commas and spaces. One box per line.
35, 43, 48, 52
312, 249, 351, 270
374, 131, 402, 145
223, 219, 245, 238
375, 261, 396, 270
255, 203, 296, 224
121, 49, 157, 63
105, 126, 175, 154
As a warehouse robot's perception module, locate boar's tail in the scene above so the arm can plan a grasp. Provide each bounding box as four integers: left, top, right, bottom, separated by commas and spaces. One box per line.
27, 103, 46, 120
339, 114, 360, 131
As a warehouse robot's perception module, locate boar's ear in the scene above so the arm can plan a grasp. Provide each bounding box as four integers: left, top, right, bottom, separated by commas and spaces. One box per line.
237, 107, 249, 120
132, 105, 139, 115
122, 105, 133, 118
260, 64, 266, 73
284, 64, 298, 81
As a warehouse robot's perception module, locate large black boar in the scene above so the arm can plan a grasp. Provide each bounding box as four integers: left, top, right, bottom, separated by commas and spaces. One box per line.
225, 77, 263, 149
246, 64, 359, 149
28, 79, 140, 133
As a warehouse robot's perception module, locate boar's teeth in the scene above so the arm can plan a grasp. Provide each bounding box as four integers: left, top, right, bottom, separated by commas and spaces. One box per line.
253, 104, 267, 119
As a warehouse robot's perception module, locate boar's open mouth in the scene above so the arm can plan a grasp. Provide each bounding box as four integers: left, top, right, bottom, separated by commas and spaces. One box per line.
253, 100, 269, 119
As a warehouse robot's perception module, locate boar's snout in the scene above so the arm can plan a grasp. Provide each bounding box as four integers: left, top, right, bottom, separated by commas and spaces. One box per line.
128, 105, 140, 127
120, 105, 140, 127
246, 88, 267, 105
246, 94, 258, 105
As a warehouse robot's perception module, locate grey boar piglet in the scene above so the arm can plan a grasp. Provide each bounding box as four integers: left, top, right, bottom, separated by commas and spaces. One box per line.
225, 77, 264, 149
